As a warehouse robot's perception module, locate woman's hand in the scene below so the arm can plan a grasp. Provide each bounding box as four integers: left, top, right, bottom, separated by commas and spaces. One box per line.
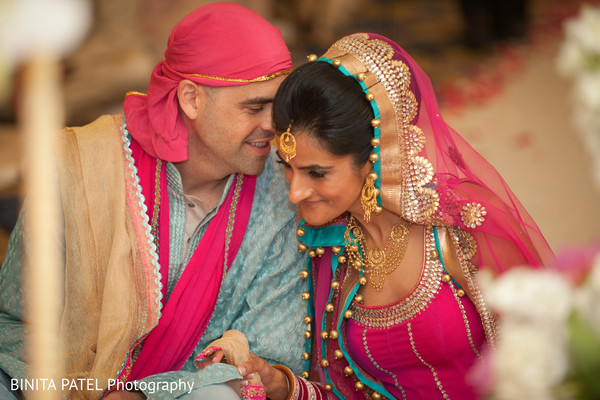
195, 348, 226, 369
237, 354, 290, 400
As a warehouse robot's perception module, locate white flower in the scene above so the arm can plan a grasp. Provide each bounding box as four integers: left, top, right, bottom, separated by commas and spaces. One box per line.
573, 253, 600, 336
565, 5, 600, 57
557, 41, 587, 77
574, 71, 600, 110
557, 4, 600, 190
482, 268, 573, 323
558, 5, 600, 76
493, 325, 568, 400
479, 268, 573, 399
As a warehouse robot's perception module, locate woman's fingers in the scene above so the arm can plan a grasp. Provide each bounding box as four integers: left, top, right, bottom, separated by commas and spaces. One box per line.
196, 349, 225, 369
211, 349, 225, 363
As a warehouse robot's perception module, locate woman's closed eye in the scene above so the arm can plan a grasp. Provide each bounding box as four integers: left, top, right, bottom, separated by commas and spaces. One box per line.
308, 170, 326, 178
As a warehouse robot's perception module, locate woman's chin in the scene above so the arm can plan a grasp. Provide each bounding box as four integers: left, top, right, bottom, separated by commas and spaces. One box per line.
300, 214, 332, 228
299, 203, 347, 227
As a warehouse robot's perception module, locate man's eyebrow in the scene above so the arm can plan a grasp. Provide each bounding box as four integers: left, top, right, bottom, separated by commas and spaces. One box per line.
240, 96, 274, 105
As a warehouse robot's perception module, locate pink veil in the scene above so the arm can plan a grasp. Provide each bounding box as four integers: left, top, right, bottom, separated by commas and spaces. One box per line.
320, 33, 553, 274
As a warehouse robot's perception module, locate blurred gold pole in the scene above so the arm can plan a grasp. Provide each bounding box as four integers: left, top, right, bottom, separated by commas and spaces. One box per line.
21, 54, 62, 399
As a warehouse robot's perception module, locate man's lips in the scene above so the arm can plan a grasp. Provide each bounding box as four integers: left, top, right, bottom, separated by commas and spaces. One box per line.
246, 137, 273, 155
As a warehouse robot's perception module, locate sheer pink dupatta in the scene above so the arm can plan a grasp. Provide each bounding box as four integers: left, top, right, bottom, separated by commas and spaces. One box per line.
321, 33, 553, 274
402, 42, 553, 271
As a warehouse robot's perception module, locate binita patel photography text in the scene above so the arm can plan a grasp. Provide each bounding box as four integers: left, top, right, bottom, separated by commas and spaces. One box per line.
11, 377, 196, 395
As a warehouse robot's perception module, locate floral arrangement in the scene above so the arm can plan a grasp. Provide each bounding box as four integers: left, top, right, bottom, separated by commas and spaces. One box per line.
472, 245, 600, 399
557, 4, 600, 189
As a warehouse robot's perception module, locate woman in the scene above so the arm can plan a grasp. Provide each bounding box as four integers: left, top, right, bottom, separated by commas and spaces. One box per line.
238, 33, 554, 400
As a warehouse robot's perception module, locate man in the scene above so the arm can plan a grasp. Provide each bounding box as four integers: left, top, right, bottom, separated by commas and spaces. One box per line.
0, 3, 305, 399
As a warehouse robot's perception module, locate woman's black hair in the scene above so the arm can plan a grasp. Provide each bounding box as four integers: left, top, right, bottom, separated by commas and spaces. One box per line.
273, 61, 374, 166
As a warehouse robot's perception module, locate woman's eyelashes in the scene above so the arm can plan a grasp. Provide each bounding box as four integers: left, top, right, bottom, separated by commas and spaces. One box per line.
308, 170, 326, 178
276, 152, 328, 179
276, 161, 326, 178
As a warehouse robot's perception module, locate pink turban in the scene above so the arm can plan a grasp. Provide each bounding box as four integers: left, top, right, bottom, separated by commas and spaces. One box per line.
123, 2, 292, 161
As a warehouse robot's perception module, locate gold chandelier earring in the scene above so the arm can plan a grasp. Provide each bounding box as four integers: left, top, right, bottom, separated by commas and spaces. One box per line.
361, 172, 379, 223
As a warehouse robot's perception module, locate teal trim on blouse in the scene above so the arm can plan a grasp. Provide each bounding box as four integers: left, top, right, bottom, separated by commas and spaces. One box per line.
301, 218, 396, 399
433, 226, 463, 290
298, 219, 347, 247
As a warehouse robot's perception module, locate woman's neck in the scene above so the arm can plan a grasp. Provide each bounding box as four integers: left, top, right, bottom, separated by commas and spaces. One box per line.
348, 208, 404, 248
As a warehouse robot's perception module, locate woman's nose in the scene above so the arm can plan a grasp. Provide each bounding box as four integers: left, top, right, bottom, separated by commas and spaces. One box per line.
288, 175, 311, 205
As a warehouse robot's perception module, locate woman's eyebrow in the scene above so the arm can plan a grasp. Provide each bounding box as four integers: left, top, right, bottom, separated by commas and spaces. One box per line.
299, 164, 333, 170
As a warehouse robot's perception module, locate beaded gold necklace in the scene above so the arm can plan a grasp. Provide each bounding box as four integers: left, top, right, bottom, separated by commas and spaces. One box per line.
344, 215, 409, 291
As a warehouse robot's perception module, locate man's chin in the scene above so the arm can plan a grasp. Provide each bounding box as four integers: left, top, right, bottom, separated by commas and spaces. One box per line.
239, 161, 267, 177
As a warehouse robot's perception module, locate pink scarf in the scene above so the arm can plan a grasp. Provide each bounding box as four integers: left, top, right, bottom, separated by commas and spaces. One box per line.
120, 138, 256, 380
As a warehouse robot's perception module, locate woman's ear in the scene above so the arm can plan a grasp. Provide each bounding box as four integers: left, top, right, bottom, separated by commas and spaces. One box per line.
177, 79, 207, 120
360, 159, 374, 180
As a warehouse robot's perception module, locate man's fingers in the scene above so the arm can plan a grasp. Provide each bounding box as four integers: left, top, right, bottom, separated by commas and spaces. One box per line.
238, 353, 269, 378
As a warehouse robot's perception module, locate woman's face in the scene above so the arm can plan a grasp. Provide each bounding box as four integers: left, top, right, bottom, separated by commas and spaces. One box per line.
277, 132, 371, 226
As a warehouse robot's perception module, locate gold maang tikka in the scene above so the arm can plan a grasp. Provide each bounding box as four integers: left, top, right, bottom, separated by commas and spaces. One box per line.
279, 121, 296, 162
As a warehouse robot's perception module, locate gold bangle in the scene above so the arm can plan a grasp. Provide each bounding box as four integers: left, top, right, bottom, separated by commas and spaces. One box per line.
272, 364, 295, 400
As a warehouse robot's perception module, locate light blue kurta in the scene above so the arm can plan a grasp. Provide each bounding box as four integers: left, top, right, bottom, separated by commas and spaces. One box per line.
164, 150, 306, 372
0, 127, 306, 398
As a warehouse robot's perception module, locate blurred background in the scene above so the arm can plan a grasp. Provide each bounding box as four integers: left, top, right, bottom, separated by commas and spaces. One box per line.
1, 0, 600, 262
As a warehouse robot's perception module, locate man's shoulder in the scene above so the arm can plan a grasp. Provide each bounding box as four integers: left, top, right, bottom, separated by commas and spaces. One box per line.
63, 114, 122, 136
57, 114, 126, 169
254, 149, 290, 204
248, 148, 296, 225
59, 114, 124, 152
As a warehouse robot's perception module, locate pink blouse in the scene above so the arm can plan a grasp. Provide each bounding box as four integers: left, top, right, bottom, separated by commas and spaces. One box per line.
345, 229, 485, 399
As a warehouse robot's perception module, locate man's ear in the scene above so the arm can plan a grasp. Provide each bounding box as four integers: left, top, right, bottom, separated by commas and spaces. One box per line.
177, 79, 207, 120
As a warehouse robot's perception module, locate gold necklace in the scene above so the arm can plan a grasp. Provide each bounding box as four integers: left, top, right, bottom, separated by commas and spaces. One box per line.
344, 215, 410, 291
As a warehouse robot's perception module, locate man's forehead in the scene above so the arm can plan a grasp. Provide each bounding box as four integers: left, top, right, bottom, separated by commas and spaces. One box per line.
235, 77, 285, 101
